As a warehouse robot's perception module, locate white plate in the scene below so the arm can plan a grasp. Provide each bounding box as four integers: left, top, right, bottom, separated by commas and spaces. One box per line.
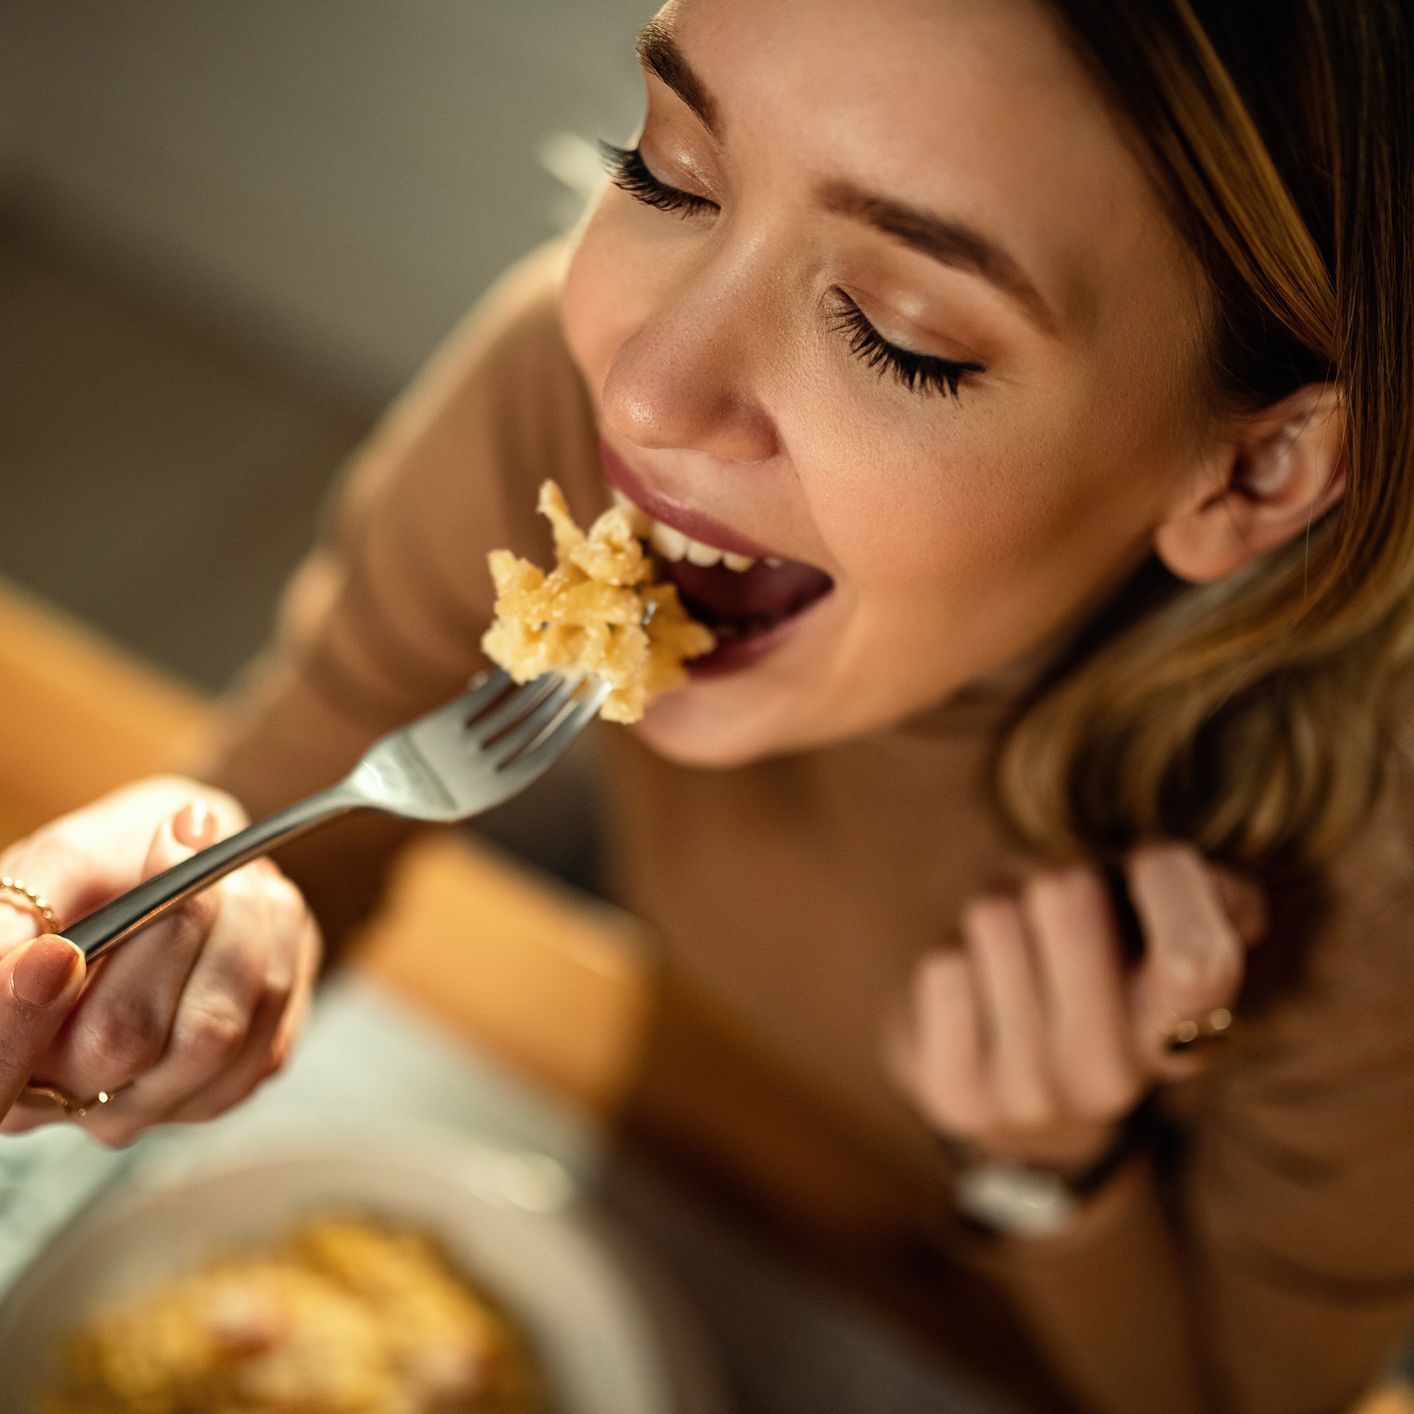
0, 1122, 731, 1414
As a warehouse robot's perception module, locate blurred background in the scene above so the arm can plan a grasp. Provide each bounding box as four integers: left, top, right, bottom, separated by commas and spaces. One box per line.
0, 0, 656, 881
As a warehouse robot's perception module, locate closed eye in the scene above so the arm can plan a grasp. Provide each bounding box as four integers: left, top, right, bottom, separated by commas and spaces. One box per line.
599, 141, 985, 403
825, 292, 985, 401
599, 142, 717, 218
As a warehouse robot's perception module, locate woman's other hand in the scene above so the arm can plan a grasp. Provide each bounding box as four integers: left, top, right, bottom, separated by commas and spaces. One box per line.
0, 776, 322, 1146
885, 842, 1268, 1177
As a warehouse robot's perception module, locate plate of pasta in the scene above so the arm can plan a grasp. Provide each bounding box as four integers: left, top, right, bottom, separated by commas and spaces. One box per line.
0, 1123, 728, 1414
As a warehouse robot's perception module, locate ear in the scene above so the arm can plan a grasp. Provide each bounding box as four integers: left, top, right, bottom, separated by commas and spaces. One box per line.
1154, 384, 1346, 584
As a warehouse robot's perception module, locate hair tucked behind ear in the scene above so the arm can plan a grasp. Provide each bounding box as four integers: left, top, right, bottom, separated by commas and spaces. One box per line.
996, 0, 1414, 867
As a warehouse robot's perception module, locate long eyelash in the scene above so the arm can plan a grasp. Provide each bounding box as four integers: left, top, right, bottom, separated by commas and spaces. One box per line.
598, 141, 716, 218
825, 291, 984, 401
594, 154, 980, 402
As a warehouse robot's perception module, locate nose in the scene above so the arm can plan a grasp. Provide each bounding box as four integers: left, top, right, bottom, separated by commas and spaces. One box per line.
599, 262, 780, 464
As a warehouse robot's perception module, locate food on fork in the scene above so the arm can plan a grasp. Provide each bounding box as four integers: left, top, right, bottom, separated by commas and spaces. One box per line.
481, 480, 714, 722
44, 1216, 546, 1413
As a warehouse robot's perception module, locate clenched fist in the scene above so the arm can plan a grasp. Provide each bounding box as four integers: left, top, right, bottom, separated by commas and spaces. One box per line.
886, 842, 1267, 1177
0, 776, 323, 1148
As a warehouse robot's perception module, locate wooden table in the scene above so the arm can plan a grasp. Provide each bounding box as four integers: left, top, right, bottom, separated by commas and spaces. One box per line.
0, 578, 653, 1120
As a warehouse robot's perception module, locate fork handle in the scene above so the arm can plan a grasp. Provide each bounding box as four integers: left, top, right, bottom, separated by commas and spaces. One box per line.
60, 786, 363, 962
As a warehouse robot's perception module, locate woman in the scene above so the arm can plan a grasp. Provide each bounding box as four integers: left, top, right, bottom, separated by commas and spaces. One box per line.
1, 1, 1410, 1409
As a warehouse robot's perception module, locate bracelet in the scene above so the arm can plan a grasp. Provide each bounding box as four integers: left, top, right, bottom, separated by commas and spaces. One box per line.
1065, 1105, 1152, 1197
939, 1102, 1154, 1238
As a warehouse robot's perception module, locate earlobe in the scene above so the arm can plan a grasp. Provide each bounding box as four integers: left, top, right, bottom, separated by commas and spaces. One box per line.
1154, 385, 1346, 585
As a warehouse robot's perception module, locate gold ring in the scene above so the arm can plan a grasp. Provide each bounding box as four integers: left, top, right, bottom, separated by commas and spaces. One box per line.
0, 875, 60, 934
1163, 1006, 1235, 1054
17, 1081, 130, 1119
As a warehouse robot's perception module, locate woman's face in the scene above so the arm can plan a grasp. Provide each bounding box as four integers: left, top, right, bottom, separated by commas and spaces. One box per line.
560, 0, 1209, 766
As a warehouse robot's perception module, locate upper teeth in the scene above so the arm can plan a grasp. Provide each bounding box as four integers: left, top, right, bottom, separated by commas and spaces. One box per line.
612, 490, 759, 572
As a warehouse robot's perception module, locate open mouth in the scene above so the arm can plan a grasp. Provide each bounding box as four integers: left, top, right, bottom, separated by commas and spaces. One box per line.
659, 551, 834, 647
606, 486, 835, 667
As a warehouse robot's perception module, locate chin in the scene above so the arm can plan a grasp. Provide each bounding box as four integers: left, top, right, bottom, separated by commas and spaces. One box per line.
626, 686, 801, 770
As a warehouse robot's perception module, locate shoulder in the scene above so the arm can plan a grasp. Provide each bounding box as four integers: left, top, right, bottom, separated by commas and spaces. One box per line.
331, 236, 599, 551
1176, 708, 1414, 1242
448, 237, 576, 376
382, 236, 584, 451
1324, 701, 1414, 929
1239, 702, 1414, 1049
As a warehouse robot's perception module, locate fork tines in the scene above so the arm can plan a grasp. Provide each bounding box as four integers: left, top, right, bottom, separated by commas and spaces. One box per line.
467, 670, 609, 769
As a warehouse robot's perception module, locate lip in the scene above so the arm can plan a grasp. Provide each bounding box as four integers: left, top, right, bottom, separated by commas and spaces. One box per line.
599, 440, 783, 562
685, 592, 831, 679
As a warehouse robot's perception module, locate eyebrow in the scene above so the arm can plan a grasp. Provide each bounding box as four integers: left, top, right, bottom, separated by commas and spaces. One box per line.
635, 22, 1059, 337
636, 20, 720, 138
817, 182, 1059, 336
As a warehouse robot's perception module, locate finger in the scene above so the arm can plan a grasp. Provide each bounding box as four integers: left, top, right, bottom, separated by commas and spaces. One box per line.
962, 897, 1054, 1131
0, 884, 60, 957
1210, 865, 1268, 947
905, 950, 989, 1136
0, 936, 85, 1118
80, 866, 296, 1140
268, 915, 320, 1076
157, 915, 320, 1128
0, 779, 244, 959
153, 988, 288, 1128
0, 844, 122, 959
1023, 869, 1143, 1120
38, 802, 223, 1098
1126, 842, 1245, 1065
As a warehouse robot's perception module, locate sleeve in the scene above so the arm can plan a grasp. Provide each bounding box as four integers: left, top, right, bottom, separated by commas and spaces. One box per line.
948, 846, 1414, 1414
192, 238, 600, 960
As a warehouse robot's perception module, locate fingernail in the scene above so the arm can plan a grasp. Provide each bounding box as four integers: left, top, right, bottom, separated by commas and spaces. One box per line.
173, 798, 216, 849
11, 936, 82, 1007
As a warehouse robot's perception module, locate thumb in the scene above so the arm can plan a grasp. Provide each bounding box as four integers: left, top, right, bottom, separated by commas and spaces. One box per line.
1, 935, 86, 1114
1210, 865, 1268, 948
7, 935, 85, 1011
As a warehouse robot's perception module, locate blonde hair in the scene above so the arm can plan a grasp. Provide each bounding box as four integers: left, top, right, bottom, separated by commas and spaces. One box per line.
997, 0, 1414, 867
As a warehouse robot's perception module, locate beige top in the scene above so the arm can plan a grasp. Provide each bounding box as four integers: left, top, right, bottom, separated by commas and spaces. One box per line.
203, 242, 1414, 1414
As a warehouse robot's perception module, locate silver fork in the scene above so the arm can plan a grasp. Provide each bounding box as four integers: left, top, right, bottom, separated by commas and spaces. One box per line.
61, 669, 610, 962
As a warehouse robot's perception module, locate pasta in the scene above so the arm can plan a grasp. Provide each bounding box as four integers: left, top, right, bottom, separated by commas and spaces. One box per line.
44, 1216, 547, 1413
481, 481, 714, 722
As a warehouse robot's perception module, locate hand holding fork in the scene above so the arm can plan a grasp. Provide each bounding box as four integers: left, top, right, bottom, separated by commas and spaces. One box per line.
0, 669, 604, 1142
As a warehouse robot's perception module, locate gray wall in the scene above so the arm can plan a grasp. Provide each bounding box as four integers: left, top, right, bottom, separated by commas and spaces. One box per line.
0, 3, 655, 881
0, 0, 655, 400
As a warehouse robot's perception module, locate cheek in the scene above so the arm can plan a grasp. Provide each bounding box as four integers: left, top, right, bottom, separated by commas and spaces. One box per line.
806, 412, 1152, 615
800, 427, 1026, 591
